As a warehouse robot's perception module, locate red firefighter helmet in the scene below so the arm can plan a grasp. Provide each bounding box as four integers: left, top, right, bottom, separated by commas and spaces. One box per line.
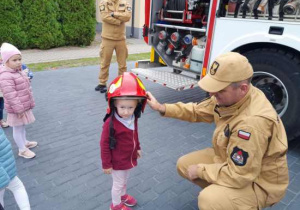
106, 72, 147, 114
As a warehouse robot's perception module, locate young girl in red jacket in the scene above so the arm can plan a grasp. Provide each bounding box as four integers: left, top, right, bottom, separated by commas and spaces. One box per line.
0, 43, 37, 159
100, 72, 147, 210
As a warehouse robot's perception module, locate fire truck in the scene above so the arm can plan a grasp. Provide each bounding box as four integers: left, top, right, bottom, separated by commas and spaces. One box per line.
131, 0, 300, 140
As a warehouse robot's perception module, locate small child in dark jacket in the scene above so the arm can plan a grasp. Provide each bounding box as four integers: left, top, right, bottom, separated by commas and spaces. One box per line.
0, 128, 31, 209
100, 72, 147, 210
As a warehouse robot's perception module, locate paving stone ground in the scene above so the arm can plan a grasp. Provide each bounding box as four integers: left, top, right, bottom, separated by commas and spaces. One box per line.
3, 62, 300, 210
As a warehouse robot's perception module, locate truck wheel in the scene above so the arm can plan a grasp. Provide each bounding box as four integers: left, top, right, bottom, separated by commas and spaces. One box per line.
173, 69, 182, 74
244, 48, 300, 141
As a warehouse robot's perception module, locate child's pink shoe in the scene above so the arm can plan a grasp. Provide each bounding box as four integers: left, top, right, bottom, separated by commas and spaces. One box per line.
110, 203, 132, 210
121, 194, 137, 207
25, 141, 38, 149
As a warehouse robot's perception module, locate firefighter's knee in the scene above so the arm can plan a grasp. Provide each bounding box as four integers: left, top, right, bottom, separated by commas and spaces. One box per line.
198, 188, 219, 210
198, 185, 232, 210
176, 155, 188, 178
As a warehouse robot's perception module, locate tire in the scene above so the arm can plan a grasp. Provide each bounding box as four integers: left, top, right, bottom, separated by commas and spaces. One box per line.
244, 48, 300, 141
173, 69, 182, 74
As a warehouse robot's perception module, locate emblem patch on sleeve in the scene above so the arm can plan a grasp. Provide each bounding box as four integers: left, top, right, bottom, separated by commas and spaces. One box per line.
231, 146, 249, 166
238, 130, 251, 140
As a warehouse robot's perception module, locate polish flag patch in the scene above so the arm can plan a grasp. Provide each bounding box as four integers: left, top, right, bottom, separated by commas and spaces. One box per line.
238, 130, 251, 140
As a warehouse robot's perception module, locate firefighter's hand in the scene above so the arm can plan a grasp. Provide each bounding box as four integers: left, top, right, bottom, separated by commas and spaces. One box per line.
146, 91, 166, 114
187, 165, 199, 180
103, 168, 112, 174
137, 150, 142, 158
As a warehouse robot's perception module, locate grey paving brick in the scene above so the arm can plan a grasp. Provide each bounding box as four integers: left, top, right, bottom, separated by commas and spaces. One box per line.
96, 188, 112, 203
27, 181, 54, 196
44, 162, 68, 174
73, 163, 98, 177
290, 163, 300, 174
63, 184, 88, 199
286, 194, 300, 210
182, 204, 198, 210
45, 182, 72, 198
53, 173, 76, 186
76, 199, 102, 210
169, 191, 195, 210
289, 170, 296, 182
153, 203, 177, 210
86, 174, 108, 188
170, 180, 194, 196
133, 189, 158, 206
280, 189, 297, 205
127, 176, 142, 190
136, 178, 159, 193
3, 191, 17, 207
152, 190, 177, 207
154, 169, 173, 182
153, 179, 175, 194
69, 173, 96, 187
28, 193, 48, 207
288, 174, 300, 193
80, 186, 102, 201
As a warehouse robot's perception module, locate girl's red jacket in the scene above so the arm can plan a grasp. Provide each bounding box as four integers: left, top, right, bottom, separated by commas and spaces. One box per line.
100, 117, 140, 170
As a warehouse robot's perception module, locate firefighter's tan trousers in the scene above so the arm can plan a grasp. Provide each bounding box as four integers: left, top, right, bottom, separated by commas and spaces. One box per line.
98, 38, 128, 85
177, 148, 267, 210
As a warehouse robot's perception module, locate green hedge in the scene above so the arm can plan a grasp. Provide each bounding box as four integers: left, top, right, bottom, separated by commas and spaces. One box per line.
22, 0, 64, 49
58, 0, 96, 46
0, 0, 96, 49
0, 0, 27, 49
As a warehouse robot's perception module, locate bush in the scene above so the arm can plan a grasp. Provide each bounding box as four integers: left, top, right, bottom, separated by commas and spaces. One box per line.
22, 0, 64, 49
58, 0, 96, 46
0, 0, 27, 49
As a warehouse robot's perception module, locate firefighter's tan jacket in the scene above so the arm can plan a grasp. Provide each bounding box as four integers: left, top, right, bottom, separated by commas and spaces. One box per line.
164, 85, 289, 206
99, 0, 131, 40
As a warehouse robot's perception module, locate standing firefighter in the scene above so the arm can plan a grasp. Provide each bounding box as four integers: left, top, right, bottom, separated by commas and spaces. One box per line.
147, 52, 289, 210
96, 0, 132, 93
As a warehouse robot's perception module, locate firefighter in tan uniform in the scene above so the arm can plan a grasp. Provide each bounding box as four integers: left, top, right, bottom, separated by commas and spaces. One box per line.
95, 0, 132, 93
147, 52, 289, 210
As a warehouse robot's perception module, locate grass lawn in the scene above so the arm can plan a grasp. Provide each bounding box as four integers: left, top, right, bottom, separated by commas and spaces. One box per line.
27, 52, 151, 72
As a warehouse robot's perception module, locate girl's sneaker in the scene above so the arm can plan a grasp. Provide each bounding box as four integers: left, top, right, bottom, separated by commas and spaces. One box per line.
25, 141, 38, 149
18, 149, 36, 159
121, 194, 137, 207
0, 120, 9, 128
110, 203, 132, 210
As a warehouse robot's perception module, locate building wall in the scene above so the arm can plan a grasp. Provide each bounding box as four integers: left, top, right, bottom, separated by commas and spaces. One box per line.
96, 0, 145, 39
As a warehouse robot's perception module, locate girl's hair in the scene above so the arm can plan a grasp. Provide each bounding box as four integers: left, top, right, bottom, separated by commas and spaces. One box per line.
103, 98, 145, 149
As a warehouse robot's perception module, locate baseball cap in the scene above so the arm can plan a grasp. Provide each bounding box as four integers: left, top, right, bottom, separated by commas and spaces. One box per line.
198, 52, 253, 92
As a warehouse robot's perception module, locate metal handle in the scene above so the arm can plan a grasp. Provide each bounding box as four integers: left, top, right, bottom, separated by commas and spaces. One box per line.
269, 26, 284, 35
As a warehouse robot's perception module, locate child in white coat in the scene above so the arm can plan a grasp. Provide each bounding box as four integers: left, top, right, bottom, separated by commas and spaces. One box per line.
0, 128, 31, 210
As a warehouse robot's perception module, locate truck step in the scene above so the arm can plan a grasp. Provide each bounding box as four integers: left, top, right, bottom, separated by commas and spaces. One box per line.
130, 68, 199, 91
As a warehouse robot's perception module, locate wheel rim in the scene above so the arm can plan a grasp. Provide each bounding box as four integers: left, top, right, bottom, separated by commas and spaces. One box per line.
252, 71, 289, 117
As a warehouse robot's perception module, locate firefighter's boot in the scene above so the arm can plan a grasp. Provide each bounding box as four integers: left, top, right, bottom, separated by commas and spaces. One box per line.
95, 84, 107, 93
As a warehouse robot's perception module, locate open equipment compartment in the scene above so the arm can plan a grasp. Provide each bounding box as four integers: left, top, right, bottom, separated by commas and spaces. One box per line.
148, 0, 211, 75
